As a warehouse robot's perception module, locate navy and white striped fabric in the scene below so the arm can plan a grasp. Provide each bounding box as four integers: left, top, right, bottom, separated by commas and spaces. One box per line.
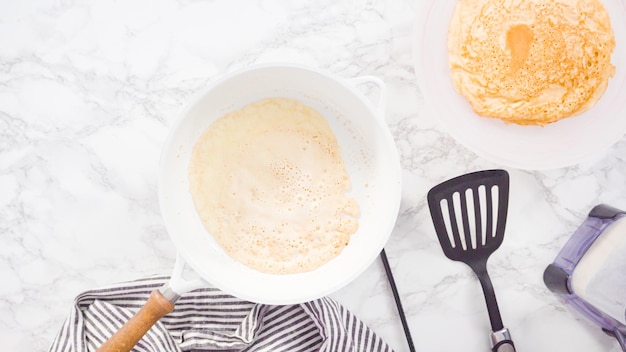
49, 276, 393, 352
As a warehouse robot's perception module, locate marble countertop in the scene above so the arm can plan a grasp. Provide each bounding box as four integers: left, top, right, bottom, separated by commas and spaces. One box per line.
2, 0, 626, 351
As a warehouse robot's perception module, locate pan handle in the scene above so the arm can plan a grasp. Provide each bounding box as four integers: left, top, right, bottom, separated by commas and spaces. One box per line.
97, 253, 207, 352
349, 76, 387, 117
97, 289, 175, 352
168, 251, 209, 294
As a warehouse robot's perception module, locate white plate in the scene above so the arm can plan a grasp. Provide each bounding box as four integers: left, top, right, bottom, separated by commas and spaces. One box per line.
413, 0, 626, 170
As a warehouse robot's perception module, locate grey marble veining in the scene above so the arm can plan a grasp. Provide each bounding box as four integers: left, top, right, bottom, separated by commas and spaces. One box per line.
2, 0, 626, 351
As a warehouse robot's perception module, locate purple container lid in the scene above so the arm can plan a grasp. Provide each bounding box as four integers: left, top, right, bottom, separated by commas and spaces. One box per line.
544, 204, 626, 350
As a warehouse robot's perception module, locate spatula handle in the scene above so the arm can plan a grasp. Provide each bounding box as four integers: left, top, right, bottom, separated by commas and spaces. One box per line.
491, 327, 515, 352
97, 290, 175, 352
474, 263, 504, 331
493, 341, 515, 352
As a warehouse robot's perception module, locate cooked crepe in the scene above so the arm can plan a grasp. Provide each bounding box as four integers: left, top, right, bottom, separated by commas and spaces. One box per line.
448, 0, 616, 125
189, 98, 359, 274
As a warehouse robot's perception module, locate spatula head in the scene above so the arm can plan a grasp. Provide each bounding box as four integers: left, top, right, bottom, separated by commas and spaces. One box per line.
427, 169, 510, 263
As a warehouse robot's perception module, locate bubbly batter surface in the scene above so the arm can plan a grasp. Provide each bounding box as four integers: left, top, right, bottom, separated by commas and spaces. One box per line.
448, 0, 616, 125
189, 98, 359, 274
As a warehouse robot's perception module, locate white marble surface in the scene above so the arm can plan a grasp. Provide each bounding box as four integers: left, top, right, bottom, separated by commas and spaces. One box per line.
2, 0, 626, 351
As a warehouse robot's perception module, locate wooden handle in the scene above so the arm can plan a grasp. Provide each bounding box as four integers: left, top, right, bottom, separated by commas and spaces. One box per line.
97, 290, 175, 352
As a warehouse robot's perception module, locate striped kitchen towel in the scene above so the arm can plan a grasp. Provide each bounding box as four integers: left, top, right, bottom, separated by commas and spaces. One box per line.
49, 276, 393, 352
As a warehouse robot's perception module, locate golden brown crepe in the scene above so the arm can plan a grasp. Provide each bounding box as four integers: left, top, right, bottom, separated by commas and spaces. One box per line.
448, 0, 616, 125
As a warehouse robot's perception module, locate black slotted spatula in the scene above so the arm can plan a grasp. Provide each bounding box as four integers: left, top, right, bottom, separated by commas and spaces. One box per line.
427, 169, 515, 352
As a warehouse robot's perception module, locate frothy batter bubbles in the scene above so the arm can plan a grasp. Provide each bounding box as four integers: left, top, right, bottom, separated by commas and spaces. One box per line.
189, 98, 359, 274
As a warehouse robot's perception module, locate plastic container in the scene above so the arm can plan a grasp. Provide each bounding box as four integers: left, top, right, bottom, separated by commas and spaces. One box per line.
544, 204, 626, 350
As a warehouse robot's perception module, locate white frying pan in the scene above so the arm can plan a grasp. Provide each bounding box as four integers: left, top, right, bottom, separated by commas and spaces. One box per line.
97, 63, 402, 352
